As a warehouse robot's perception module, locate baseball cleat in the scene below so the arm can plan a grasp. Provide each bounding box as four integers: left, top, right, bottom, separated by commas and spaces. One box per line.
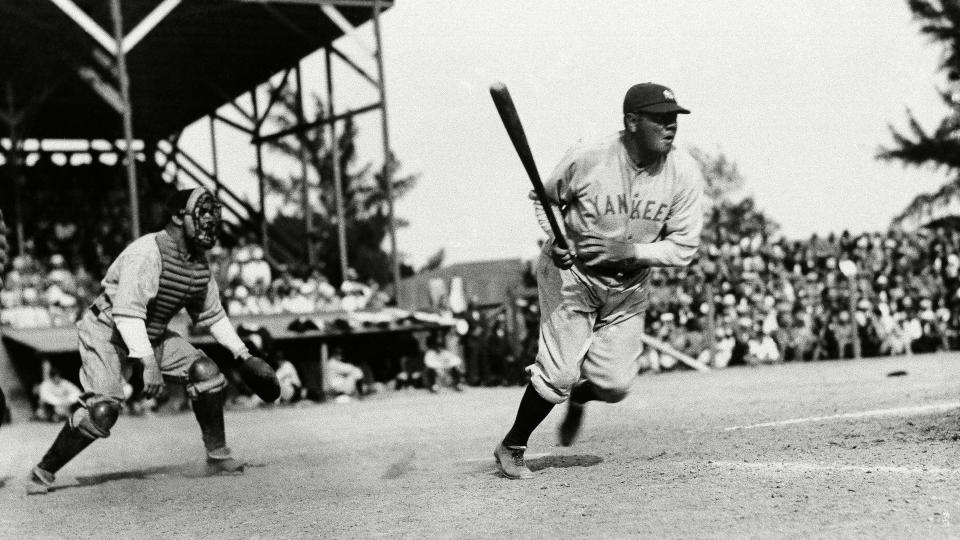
558, 400, 585, 447
493, 442, 534, 479
25, 466, 55, 495
206, 456, 245, 475
205, 448, 245, 475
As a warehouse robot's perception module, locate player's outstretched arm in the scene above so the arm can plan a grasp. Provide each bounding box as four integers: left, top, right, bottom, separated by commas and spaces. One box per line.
208, 318, 280, 403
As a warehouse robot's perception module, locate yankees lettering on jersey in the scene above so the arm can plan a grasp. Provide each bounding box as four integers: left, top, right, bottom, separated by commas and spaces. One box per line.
541, 131, 703, 253
579, 194, 669, 222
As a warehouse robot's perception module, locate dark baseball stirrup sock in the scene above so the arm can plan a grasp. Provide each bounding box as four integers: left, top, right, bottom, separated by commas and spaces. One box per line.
37, 422, 95, 474
502, 384, 555, 447
569, 380, 600, 405
192, 392, 228, 454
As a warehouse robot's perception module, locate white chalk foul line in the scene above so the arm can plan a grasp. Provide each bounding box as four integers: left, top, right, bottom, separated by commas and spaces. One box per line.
712, 460, 960, 476
724, 401, 960, 431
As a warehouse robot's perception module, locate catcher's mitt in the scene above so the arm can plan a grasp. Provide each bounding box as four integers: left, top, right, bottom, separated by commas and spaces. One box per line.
237, 356, 280, 402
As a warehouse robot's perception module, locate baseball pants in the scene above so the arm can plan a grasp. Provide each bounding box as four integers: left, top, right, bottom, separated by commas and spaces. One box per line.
527, 251, 648, 404
77, 309, 205, 400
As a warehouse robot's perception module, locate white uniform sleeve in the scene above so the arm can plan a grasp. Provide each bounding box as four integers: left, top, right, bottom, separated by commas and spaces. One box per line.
114, 315, 153, 359
188, 277, 227, 328
532, 144, 580, 240
531, 195, 567, 240
209, 317, 250, 360
632, 156, 705, 267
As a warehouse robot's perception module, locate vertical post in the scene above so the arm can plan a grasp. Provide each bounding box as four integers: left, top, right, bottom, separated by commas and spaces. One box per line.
704, 281, 716, 364
372, 0, 401, 295
849, 270, 862, 359
4, 83, 25, 256
208, 114, 220, 196
325, 48, 349, 282
250, 89, 269, 256
110, 0, 141, 240
295, 64, 315, 266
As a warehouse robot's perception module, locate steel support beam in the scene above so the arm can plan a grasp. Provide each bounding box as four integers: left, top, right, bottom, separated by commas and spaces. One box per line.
321, 4, 373, 55
326, 48, 349, 282
4, 83, 26, 256
373, 0, 400, 294
49, 0, 181, 54
213, 113, 255, 136
232, 0, 393, 7
255, 69, 294, 131
252, 101, 380, 144
250, 89, 270, 256
110, 0, 141, 240
122, 0, 181, 53
209, 115, 221, 196
295, 63, 315, 266
329, 46, 377, 86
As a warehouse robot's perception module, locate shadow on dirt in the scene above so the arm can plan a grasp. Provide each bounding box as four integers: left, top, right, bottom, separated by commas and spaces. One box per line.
527, 454, 603, 472
381, 450, 416, 479
36, 461, 265, 493
76, 463, 209, 485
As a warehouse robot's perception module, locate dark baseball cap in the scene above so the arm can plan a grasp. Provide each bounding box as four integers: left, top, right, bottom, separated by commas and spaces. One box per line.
623, 83, 690, 114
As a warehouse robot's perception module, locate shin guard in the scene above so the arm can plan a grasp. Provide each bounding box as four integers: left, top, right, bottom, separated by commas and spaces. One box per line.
192, 391, 229, 458
36, 423, 96, 476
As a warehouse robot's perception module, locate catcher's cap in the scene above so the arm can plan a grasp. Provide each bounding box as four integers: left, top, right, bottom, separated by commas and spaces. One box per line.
623, 82, 690, 115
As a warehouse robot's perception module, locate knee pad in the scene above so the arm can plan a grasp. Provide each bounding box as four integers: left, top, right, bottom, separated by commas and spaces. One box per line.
70, 396, 121, 439
186, 355, 227, 399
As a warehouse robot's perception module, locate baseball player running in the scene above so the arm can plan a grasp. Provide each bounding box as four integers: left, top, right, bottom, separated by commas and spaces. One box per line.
26, 188, 280, 494
494, 82, 705, 479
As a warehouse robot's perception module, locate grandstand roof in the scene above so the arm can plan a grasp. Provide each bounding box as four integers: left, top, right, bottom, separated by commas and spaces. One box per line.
0, 0, 390, 141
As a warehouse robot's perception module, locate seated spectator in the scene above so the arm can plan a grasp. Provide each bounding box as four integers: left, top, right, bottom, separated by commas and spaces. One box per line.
340, 268, 372, 311
326, 347, 366, 402
392, 333, 426, 390
274, 352, 303, 404
45, 253, 75, 291
226, 285, 259, 316
423, 333, 465, 393
829, 310, 856, 359
746, 326, 780, 364
1, 287, 53, 328
36, 366, 82, 422
229, 240, 272, 291
282, 283, 319, 314
704, 325, 737, 368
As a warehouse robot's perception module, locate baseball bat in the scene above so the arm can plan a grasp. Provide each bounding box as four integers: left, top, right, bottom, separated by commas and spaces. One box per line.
489, 82, 568, 249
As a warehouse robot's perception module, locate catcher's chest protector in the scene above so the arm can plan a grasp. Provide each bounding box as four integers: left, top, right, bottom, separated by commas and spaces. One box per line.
145, 233, 211, 341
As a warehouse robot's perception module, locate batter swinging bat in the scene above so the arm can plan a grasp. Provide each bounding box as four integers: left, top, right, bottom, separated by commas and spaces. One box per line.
489, 82, 568, 250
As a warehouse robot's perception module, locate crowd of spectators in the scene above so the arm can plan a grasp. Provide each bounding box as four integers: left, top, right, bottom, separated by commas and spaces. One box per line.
642, 226, 960, 370
0, 247, 98, 329
211, 237, 391, 317
7, 216, 960, 418
0, 233, 391, 328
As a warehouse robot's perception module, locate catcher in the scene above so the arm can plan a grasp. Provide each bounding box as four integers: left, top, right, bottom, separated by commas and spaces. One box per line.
26, 188, 280, 495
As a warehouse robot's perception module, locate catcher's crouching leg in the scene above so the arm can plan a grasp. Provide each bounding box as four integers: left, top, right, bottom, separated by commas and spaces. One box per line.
27, 395, 121, 495
187, 355, 243, 474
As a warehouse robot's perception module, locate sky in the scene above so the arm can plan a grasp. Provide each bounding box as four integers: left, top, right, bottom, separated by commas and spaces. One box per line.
184, 0, 956, 269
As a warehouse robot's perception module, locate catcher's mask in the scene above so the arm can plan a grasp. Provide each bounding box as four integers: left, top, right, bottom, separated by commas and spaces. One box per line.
170, 188, 221, 250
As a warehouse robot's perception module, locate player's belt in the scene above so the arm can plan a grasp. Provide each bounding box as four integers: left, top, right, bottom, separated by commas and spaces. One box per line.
87, 294, 111, 318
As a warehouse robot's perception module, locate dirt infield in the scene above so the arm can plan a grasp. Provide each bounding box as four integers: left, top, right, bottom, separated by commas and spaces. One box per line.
4, 353, 960, 538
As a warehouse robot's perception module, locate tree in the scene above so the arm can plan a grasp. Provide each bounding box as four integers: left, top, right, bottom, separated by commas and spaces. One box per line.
878, 1, 960, 175
690, 146, 746, 202
259, 88, 418, 285
690, 147, 779, 243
